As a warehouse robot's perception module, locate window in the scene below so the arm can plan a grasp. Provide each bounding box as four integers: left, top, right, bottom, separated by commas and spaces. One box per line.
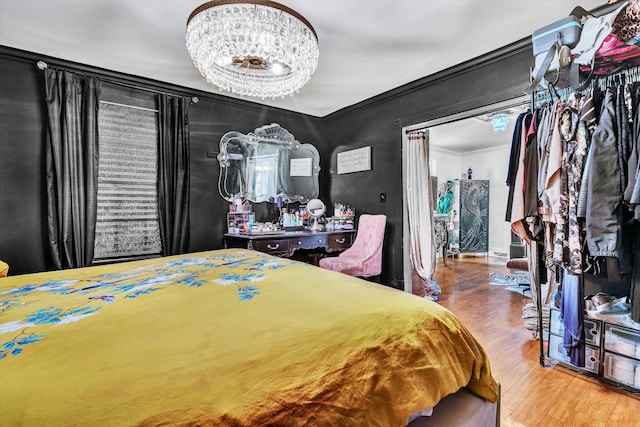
93, 101, 162, 261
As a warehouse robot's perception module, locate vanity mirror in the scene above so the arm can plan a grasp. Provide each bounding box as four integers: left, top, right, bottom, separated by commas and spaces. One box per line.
217, 124, 320, 203
306, 198, 326, 231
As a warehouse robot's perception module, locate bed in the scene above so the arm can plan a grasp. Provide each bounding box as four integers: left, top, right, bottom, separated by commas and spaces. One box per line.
0, 249, 498, 426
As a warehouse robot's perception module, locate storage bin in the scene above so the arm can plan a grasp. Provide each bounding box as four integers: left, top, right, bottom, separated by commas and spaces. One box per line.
604, 353, 640, 388
550, 308, 564, 336
584, 318, 602, 347
604, 324, 640, 358
548, 333, 600, 374
549, 308, 601, 346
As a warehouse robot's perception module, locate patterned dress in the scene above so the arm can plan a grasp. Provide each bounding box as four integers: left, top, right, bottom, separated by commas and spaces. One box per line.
552, 95, 589, 274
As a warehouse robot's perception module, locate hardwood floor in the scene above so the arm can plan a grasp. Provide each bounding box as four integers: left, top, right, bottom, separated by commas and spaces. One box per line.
411, 255, 640, 427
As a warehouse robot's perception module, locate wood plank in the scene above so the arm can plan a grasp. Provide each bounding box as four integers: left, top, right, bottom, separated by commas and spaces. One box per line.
606, 392, 640, 425
573, 381, 619, 424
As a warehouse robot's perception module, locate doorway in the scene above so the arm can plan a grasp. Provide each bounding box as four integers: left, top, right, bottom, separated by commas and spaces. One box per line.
401, 96, 528, 295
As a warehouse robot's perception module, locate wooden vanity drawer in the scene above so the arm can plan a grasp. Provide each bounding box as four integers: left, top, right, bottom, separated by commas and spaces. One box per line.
291, 236, 328, 250
225, 230, 356, 258
327, 233, 352, 251
253, 239, 290, 254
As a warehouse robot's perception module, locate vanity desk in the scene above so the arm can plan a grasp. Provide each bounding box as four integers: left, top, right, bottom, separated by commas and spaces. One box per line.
216, 123, 353, 262
224, 229, 356, 258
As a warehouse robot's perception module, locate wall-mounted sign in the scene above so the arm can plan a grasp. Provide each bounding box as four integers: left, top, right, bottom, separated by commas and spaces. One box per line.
337, 146, 371, 175
290, 157, 313, 177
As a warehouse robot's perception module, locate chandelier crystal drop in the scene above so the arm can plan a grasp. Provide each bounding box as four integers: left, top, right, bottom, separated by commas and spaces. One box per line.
186, 0, 319, 99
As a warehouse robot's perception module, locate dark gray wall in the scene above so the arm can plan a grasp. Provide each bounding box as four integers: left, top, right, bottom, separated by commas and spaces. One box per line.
0, 56, 48, 274
322, 41, 532, 287
188, 93, 323, 255
0, 47, 322, 275
0, 41, 531, 284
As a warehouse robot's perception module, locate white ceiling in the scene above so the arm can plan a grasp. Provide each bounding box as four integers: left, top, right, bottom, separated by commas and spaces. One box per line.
0, 0, 604, 118
428, 99, 530, 152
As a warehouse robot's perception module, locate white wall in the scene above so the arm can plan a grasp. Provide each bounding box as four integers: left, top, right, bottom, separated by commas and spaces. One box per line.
430, 147, 462, 183
431, 145, 511, 257
461, 146, 511, 256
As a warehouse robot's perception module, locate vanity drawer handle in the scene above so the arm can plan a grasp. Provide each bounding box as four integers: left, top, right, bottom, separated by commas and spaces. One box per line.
297, 241, 302, 245
267, 243, 280, 250
318, 239, 322, 243
335, 238, 346, 244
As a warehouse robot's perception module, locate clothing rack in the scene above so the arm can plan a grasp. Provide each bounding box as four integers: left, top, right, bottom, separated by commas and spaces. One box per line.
532, 63, 640, 110
528, 60, 640, 368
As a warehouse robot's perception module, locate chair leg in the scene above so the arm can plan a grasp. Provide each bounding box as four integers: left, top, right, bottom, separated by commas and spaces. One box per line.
308, 253, 325, 266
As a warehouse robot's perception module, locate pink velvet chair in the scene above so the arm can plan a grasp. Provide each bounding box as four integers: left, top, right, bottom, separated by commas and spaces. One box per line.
319, 214, 387, 278
0, 260, 8, 278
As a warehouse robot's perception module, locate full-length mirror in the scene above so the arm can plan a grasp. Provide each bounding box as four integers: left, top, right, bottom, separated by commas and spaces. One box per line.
217, 124, 320, 203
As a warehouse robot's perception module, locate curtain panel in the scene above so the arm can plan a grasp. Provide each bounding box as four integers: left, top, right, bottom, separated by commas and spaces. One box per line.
406, 130, 438, 298
44, 69, 101, 269
158, 95, 190, 256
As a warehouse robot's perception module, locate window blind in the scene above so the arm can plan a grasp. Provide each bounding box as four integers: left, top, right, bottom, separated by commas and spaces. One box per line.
94, 102, 162, 261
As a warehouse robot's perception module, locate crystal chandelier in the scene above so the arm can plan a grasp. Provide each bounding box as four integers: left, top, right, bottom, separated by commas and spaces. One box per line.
186, 0, 319, 99
491, 114, 509, 133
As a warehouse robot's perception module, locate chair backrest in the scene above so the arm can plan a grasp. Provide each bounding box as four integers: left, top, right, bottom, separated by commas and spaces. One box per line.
342, 214, 387, 259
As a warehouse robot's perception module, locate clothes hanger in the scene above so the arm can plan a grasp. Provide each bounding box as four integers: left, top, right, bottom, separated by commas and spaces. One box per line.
548, 82, 561, 103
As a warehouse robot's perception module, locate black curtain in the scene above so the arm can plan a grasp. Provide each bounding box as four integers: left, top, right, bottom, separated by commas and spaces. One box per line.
158, 95, 190, 256
44, 69, 100, 269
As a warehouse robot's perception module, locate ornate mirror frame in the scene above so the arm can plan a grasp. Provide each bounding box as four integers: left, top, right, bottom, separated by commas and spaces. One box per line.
217, 123, 320, 203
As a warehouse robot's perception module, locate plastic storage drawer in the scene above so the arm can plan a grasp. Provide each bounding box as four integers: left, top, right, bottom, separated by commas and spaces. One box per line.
548, 333, 600, 373
604, 324, 640, 359
604, 352, 640, 389
549, 308, 601, 346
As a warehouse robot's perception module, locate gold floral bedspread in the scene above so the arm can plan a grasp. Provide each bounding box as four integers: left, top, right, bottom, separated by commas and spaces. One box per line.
0, 249, 497, 426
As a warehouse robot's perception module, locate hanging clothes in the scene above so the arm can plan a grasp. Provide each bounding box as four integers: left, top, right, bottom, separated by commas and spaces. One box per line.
625, 84, 640, 206
561, 271, 585, 367
626, 83, 640, 321
536, 104, 555, 217
543, 102, 564, 229
616, 83, 636, 277
510, 113, 533, 244
548, 94, 588, 275
584, 88, 623, 259
627, 84, 640, 221
515, 37, 640, 368
505, 112, 528, 222
523, 111, 543, 241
